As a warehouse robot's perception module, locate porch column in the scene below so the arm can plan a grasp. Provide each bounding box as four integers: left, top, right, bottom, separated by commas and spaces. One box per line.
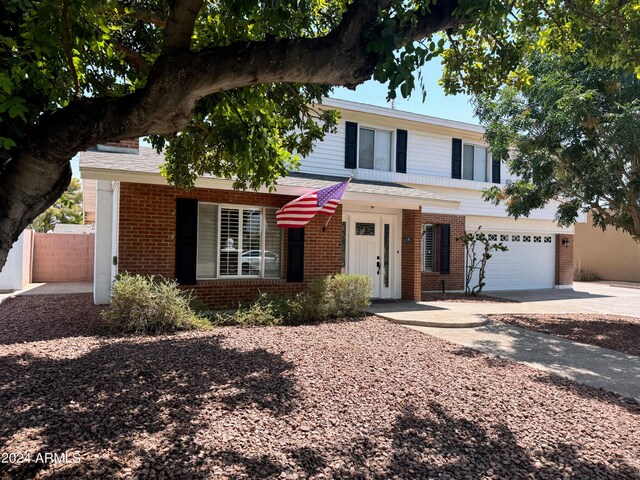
555, 234, 574, 289
401, 209, 422, 301
94, 180, 114, 304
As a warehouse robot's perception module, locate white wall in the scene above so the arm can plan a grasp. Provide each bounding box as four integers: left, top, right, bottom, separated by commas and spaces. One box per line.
298, 108, 499, 185
93, 180, 115, 304
0, 232, 26, 291
414, 185, 563, 223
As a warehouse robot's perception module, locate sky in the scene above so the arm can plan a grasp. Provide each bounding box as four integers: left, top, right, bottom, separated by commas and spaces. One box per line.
71, 59, 475, 178
331, 59, 478, 125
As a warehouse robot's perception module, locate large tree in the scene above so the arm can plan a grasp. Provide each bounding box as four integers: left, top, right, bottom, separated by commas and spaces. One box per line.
31, 178, 83, 232
1, 0, 639, 267
476, 53, 640, 241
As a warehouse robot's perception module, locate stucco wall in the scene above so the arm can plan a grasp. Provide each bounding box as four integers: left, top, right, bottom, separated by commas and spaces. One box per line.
574, 214, 640, 282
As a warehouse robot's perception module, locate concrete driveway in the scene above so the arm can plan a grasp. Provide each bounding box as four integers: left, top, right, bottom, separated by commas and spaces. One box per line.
489, 281, 640, 317
370, 282, 640, 400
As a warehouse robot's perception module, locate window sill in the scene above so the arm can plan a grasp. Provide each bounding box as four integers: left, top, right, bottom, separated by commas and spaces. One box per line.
195, 277, 287, 284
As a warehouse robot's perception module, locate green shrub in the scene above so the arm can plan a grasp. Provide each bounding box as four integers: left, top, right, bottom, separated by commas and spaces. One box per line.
293, 273, 371, 321
103, 273, 211, 334
327, 273, 372, 317
210, 293, 294, 327
207, 274, 372, 328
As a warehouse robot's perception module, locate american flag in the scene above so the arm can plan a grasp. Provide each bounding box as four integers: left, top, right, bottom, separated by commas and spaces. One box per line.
276, 180, 349, 228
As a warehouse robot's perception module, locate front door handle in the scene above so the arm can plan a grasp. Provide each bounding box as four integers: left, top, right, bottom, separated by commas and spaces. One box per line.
376, 261, 381, 275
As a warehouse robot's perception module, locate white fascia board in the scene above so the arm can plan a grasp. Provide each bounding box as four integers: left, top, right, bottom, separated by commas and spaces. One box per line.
321, 98, 485, 135
81, 167, 460, 210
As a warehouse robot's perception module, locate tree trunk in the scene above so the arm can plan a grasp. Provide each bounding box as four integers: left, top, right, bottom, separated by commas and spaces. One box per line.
0, 0, 461, 270
0, 153, 72, 268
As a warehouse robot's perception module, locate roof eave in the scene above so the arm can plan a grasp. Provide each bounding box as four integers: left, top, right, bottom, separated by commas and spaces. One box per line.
80, 167, 460, 210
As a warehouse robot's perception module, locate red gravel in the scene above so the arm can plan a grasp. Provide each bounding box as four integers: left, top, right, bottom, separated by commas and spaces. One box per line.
490, 313, 640, 357
422, 292, 517, 303
0, 296, 638, 479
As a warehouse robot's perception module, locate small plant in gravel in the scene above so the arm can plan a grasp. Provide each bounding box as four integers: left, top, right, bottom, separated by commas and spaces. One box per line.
210, 293, 295, 327
103, 273, 211, 334
210, 274, 372, 326
457, 227, 507, 296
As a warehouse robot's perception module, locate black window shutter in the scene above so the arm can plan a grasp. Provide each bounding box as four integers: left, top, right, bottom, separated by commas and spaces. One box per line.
287, 227, 305, 282
451, 138, 462, 179
396, 129, 408, 173
175, 198, 198, 284
345, 121, 358, 169
492, 156, 501, 184
440, 224, 451, 274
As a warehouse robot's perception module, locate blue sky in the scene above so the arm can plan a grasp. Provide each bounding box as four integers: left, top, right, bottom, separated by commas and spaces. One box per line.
71, 59, 475, 178
331, 59, 477, 124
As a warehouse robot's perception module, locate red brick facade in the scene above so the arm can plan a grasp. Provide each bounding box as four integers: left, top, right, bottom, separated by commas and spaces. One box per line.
401, 209, 422, 300
100, 139, 139, 150
555, 234, 574, 286
118, 182, 342, 308
421, 213, 466, 293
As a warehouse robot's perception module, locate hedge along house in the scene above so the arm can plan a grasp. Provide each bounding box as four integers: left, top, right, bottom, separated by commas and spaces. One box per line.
80, 99, 574, 307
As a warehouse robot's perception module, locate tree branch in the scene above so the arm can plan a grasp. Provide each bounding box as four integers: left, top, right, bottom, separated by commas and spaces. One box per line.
162, 0, 204, 52
116, 4, 167, 27
112, 41, 149, 73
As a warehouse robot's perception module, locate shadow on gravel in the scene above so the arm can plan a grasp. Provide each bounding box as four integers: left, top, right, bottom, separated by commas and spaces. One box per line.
450, 343, 640, 415
0, 335, 297, 479
0, 294, 109, 345
159, 402, 639, 479
382, 403, 639, 479
491, 314, 640, 357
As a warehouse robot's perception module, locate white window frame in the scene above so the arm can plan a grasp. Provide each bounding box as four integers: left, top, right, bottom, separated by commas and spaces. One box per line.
422, 224, 435, 272
358, 125, 395, 172
196, 203, 283, 280
462, 142, 492, 183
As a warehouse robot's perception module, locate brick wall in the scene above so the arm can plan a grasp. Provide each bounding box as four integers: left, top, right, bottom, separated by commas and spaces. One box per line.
99, 139, 139, 150
32, 233, 94, 282
401, 209, 422, 300
421, 213, 466, 293
118, 182, 342, 308
555, 234, 574, 286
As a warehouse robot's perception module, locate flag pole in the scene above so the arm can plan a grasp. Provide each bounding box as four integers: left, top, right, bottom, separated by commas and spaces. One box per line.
322, 176, 352, 232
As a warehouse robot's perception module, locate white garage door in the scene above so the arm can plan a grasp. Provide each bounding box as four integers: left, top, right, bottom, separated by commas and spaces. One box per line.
469, 232, 555, 291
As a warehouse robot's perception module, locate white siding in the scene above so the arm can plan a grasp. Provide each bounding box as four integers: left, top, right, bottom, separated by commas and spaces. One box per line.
414, 185, 566, 224
298, 108, 512, 188
298, 120, 347, 176
406, 129, 451, 177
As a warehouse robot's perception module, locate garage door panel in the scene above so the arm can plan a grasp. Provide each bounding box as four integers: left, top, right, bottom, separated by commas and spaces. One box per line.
469, 232, 555, 291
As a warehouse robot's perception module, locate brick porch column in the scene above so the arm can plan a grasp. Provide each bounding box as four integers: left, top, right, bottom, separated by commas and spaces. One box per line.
401, 209, 422, 300
555, 234, 574, 288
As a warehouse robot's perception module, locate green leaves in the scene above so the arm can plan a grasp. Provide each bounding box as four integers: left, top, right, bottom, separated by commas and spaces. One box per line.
30, 178, 83, 232
149, 83, 338, 191
475, 50, 640, 241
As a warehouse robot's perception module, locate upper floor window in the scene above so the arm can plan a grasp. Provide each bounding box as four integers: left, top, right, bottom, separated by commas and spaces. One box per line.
359, 128, 392, 171
463, 144, 490, 182
452, 138, 500, 183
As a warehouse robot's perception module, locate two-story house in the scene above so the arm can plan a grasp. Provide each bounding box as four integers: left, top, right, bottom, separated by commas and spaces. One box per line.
80, 98, 574, 307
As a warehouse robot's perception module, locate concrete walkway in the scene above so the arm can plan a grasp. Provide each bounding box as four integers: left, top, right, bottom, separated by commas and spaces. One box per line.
0, 282, 92, 304
409, 322, 640, 400
371, 283, 640, 400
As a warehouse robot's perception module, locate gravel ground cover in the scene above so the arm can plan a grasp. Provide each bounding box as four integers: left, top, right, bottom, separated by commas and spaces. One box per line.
421, 292, 517, 303
0, 294, 638, 479
489, 313, 640, 357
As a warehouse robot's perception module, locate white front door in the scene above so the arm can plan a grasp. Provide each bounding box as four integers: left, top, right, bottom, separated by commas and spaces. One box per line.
348, 214, 394, 298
